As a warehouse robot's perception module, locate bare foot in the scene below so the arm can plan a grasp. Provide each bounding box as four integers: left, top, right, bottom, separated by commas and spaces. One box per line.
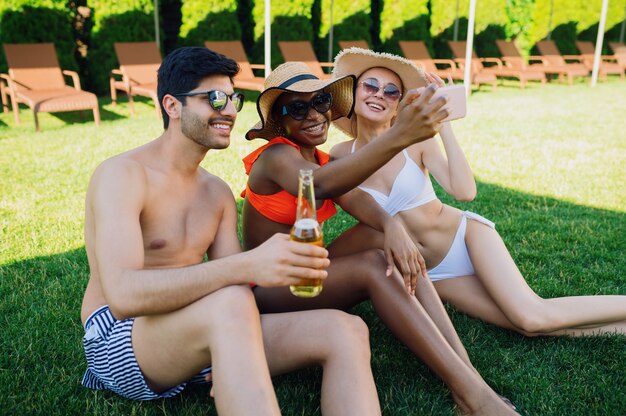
453, 389, 519, 415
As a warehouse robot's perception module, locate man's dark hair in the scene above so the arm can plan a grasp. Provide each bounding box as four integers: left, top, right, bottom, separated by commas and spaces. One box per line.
157, 47, 239, 128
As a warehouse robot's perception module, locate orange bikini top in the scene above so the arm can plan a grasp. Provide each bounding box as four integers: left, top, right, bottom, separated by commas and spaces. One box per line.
241, 137, 337, 225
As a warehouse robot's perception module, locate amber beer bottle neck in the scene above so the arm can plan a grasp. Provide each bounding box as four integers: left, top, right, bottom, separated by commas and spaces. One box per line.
295, 169, 317, 222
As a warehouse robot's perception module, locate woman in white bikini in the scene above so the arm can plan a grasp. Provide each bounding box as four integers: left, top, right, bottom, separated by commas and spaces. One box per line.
330, 47, 626, 337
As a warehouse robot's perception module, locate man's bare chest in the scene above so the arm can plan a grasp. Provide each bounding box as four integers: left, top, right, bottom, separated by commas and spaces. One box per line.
140, 185, 222, 267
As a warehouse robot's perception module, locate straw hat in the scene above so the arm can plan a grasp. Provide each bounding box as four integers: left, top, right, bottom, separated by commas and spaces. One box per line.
245, 61, 356, 140
332, 47, 428, 137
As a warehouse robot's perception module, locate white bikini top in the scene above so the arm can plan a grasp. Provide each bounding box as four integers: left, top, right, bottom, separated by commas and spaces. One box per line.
351, 141, 437, 216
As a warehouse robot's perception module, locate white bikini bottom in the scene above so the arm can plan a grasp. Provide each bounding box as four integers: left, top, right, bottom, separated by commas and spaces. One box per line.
427, 211, 495, 282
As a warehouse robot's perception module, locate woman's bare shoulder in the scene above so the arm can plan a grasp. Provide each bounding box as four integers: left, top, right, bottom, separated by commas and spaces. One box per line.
329, 139, 355, 160
407, 138, 437, 162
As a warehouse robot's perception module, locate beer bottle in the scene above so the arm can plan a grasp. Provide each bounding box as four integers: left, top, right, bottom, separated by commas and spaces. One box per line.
290, 169, 324, 297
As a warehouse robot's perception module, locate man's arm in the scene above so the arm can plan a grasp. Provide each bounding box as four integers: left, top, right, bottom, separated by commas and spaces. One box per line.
206, 182, 246, 260
90, 160, 329, 320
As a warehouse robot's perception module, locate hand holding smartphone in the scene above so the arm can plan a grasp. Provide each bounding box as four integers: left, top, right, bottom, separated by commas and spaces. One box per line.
429, 84, 466, 122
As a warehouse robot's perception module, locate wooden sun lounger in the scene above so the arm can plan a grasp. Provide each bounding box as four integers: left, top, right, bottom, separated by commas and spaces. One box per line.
1, 43, 100, 131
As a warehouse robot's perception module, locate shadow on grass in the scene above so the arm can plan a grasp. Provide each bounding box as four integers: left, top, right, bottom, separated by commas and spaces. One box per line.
53, 106, 125, 124
1, 182, 624, 415
97, 95, 160, 120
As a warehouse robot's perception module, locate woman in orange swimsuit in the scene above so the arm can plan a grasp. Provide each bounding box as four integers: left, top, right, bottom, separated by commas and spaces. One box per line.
241, 61, 518, 415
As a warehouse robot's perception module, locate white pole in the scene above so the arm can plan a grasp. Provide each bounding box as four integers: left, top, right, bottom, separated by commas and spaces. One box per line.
591, 0, 610, 87
328, 0, 334, 63
464, 0, 477, 97
154, 0, 160, 50
265, 0, 272, 77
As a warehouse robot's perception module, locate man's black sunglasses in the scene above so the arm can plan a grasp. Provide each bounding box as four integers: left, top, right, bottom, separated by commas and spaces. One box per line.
175, 90, 245, 112
280, 92, 333, 120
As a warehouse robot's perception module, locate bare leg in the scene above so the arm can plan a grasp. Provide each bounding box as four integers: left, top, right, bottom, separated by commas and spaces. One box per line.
329, 223, 475, 365
255, 250, 517, 415
442, 219, 626, 336
261, 310, 381, 416
436, 275, 626, 336
435, 275, 531, 333
413, 275, 473, 366
326, 222, 384, 258
132, 285, 280, 416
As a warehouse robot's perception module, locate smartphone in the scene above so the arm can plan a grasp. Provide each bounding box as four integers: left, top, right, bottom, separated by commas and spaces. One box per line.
429, 84, 467, 122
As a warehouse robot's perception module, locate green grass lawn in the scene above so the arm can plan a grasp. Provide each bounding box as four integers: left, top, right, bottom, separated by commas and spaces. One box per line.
1, 78, 625, 415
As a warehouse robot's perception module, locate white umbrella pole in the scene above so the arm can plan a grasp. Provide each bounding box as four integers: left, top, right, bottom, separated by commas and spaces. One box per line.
154, 0, 160, 50
591, 0, 609, 87
464, 0, 477, 96
328, 0, 334, 63
265, 0, 271, 77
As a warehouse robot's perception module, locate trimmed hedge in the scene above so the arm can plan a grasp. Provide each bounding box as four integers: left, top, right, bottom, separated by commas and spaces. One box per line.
86, 0, 156, 95
380, 0, 430, 56
527, 0, 626, 56
2, 1, 624, 96
318, 0, 372, 61
474, 0, 509, 57
499, 0, 535, 53
430, 0, 467, 58
429, 0, 509, 58
1, 0, 64, 7
237, 0, 255, 55
179, 0, 241, 47
160, 0, 183, 54
0, 3, 77, 77
251, 0, 316, 68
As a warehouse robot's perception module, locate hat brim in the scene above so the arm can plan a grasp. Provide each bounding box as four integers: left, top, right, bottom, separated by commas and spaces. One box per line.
332, 47, 428, 138
246, 74, 356, 141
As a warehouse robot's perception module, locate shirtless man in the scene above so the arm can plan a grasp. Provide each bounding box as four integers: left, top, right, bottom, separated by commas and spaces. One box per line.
80, 46, 380, 415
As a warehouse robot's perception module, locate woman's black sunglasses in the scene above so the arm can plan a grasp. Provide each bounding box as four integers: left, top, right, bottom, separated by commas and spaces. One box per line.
175, 90, 245, 112
280, 92, 333, 120
358, 78, 402, 101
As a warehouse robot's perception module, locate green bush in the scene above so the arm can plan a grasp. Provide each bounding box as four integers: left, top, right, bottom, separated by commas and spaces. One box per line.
2, 1, 622, 94
380, 0, 430, 55
429, 0, 466, 58
251, 0, 315, 68
503, 0, 535, 53
429, 0, 509, 58
160, 0, 183, 54
0, 4, 76, 77
527, 0, 625, 55
86, 0, 156, 95
474, 0, 509, 57
0, 0, 65, 10
603, 18, 626, 54
179, 0, 241, 47
317, 0, 371, 60
237, 0, 256, 54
